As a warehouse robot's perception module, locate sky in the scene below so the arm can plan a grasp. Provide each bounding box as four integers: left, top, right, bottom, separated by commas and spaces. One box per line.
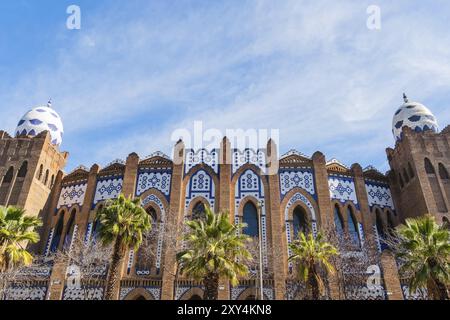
0, 0, 449, 173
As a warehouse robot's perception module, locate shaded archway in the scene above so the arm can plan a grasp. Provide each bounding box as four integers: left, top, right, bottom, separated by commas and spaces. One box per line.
123, 288, 156, 300
293, 205, 309, 237
237, 287, 269, 301
180, 287, 205, 300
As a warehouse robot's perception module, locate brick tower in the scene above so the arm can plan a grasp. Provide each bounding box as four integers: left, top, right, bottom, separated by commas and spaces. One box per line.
0, 102, 68, 220
386, 94, 450, 224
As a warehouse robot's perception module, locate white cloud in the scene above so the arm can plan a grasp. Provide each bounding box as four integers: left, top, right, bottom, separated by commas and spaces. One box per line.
1, 0, 449, 171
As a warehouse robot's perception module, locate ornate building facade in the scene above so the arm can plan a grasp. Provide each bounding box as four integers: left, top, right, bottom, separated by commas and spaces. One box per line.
0, 96, 449, 300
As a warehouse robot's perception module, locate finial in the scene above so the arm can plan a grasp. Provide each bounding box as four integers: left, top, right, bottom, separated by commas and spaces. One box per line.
403, 93, 409, 103
47, 99, 52, 108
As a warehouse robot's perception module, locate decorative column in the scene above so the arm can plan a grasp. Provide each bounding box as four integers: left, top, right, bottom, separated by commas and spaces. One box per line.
39, 170, 64, 254
380, 250, 403, 300
47, 257, 68, 300
122, 152, 140, 197
351, 164, 377, 248
218, 137, 232, 300
106, 153, 140, 300
44, 171, 66, 301
312, 152, 333, 228
161, 140, 185, 300
266, 139, 286, 300
77, 164, 100, 243
311, 151, 341, 300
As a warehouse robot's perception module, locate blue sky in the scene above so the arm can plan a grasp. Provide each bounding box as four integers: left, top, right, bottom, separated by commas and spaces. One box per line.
0, 0, 449, 173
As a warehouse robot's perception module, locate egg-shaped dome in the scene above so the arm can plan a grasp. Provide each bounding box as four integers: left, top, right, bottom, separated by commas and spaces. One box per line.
392, 95, 438, 141
15, 102, 64, 146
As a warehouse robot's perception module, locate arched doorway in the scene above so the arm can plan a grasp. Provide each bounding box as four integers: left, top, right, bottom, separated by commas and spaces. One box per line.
292, 205, 309, 237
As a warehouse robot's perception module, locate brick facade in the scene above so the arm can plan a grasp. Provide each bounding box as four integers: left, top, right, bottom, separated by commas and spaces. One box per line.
2, 122, 449, 301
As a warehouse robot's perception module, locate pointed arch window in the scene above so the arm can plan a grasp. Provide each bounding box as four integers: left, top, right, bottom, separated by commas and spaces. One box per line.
439, 164, 449, 180
347, 207, 360, 247
375, 209, 388, 250
50, 212, 65, 253
398, 173, 404, 188
243, 202, 259, 238
425, 158, 435, 174
387, 211, 396, 236
37, 164, 43, 181
408, 163, 415, 178
403, 168, 410, 183
63, 209, 77, 250
293, 206, 309, 238
91, 205, 104, 243
3, 167, 14, 184
44, 170, 49, 186
334, 205, 344, 236
17, 161, 28, 178
375, 210, 385, 237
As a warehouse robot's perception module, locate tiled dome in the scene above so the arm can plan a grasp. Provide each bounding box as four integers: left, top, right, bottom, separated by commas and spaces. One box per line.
392, 94, 438, 141
15, 102, 64, 146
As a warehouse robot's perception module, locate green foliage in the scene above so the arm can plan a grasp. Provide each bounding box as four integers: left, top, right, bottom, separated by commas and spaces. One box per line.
0, 206, 42, 272
288, 232, 338, 298
96, 194, 152, 251
394, 215, 450, 299
177, 207, 252, 287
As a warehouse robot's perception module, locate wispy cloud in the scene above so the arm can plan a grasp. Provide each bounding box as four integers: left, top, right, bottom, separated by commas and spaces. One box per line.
0, 0, 449, 171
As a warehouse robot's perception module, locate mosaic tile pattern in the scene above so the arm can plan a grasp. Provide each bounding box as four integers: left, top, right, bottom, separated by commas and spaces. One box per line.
328, 175, 358, 207
279, 169, 315, 198
57, 183, 87, 209
93, 177, 123, 206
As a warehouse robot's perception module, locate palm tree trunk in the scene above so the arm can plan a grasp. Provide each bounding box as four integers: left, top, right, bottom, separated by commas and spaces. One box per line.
104, 237, 126, 300
203, 273, 219, 300
308, 274, 320, 300
435, 279, 449, 300
428, 260, 449, 300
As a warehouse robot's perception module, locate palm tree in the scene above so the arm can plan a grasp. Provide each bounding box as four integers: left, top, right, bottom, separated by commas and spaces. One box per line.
96, 194, 151, 300
288, 232, 338, 300
176, 207, 252, 300
0, 206, 42, 272
394, 215, 450, 300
